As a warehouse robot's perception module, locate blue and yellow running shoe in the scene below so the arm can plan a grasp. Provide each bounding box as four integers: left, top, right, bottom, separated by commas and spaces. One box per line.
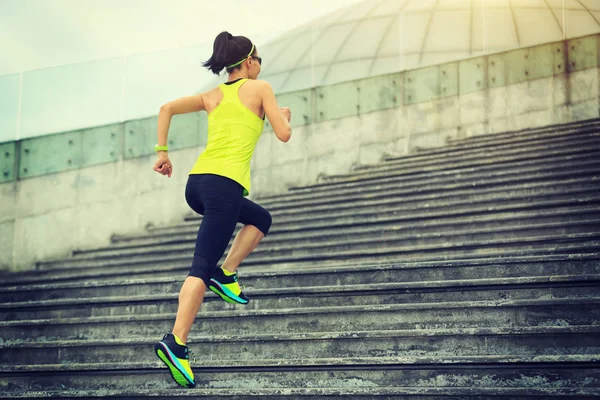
209, 267, 250, 305
154, 333, 195, 388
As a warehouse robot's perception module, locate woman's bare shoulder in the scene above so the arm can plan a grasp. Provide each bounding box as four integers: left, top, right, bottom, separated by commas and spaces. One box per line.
246, 79, 272, 89
203, 85, 224, 100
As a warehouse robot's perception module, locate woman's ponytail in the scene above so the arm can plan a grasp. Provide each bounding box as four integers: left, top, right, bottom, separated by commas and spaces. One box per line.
203, 31, 254, 75
213, 31, 232, 64
203, 31, 231, 75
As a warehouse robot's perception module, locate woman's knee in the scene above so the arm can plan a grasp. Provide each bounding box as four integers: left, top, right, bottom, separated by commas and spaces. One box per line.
258, 209, 272, 236
187, 254, 214, 287
238, 199, 272, 236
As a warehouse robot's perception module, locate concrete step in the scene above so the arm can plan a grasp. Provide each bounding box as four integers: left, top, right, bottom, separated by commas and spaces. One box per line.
1, 296, 599, 341
259, 164, 600, 215
332, 142, 599, 187
181, 175, 599, 231
1, 355, 598, 396
3, 387, 600, 399
2, 274, 599, 321
444, 118, 600, 147
255, 154, 600, 208
153, 189, 600, 240
2, 325, 599, 365
6, 235, 600, 286
230, 233, 599, 270
97, 176, 597, 250
44, 202, 600, 267
3, 253, 597, 303
248, 175, 598, 222
320, 130, 600, 182
28, 210, 600, 273
243, 219, 600, 260
156, 178, 600, 244
225, 204, 600, 245
267, 141, 600, 199
379, 126, 599, 168
54, 214, 600, 271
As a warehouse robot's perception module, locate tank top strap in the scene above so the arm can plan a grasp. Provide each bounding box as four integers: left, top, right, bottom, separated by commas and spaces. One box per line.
219, 78, 248, 101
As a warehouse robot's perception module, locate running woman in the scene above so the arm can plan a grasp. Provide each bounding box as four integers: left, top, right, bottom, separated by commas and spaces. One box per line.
151, 31, 292, 388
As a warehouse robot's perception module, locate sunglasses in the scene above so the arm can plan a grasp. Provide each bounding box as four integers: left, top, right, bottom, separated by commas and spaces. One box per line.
251, 56, 262, 65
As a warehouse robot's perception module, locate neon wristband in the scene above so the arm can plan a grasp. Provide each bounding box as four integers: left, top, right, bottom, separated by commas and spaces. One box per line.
154, 144, 168, 152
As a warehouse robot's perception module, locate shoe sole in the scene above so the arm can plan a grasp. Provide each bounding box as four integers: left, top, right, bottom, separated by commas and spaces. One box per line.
209, 280, 249, 305
154, 343, 196, 388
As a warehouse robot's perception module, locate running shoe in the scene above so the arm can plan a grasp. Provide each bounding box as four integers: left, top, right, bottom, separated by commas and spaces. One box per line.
209, 267, 250, 304
154, 333, 196, 388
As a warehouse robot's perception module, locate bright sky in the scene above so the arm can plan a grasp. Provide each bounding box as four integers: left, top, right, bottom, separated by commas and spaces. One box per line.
0, 0, 366, 76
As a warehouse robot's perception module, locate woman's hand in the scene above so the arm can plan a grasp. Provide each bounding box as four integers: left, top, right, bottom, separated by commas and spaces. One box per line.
153, 152, 173, 178
280, 107, 291, 122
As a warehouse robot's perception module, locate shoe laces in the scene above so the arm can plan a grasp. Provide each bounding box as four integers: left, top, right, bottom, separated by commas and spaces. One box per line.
236, 271, 246, 290
187, 347, 197, 364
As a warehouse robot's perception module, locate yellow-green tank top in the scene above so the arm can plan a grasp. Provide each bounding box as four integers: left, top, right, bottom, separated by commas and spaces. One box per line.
189, 78, 264, 196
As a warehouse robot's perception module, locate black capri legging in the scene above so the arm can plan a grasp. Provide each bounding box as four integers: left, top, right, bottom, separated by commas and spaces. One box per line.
184, 173, 272, 286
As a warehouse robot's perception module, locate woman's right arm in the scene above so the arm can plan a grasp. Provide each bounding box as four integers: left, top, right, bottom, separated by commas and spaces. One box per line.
153, 92, 208, 178
157, 92, 207, 149
260, 81, 292, 142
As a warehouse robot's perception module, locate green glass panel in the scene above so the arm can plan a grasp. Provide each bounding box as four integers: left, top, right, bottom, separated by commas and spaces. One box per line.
168, 112, 202, 151
488, 54, 506, 88
505, 48, 529, 85
459, 58, 485, 94
553, 41, 567, 76
124, 117, 156, 159
276, 90, 313, 127
315, 81, 359, 122
19, 131, 82, 178
0, 142, 17, 183
404, 65, 439, 104
81, 124, 121, 167
528, 44, 553, 81
440, 62, 458, 97
568, 35, 599, 73
358, 73, 402, 114
198, 112, 208, 146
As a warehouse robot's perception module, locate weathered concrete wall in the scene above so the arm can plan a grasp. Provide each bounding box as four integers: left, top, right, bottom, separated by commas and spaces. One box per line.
0, 147, 203, 272
251, 106, 408, 196
2, 35, 599, 272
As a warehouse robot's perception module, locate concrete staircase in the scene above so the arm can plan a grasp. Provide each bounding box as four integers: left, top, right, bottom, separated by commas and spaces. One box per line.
1, 118, 600, 399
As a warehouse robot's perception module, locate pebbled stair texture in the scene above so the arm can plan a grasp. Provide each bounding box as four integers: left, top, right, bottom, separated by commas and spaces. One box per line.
1, 118, 600, 399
